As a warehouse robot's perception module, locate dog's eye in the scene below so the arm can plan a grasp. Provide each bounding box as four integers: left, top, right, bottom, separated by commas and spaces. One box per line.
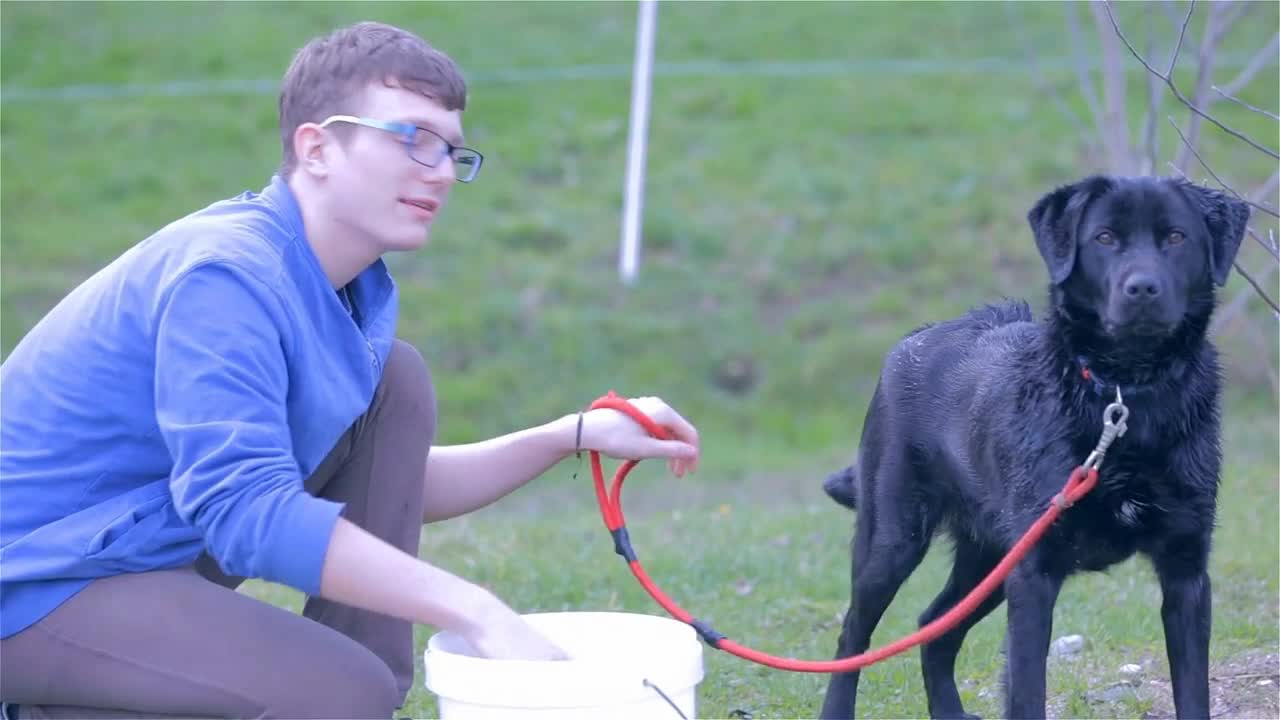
1167, 231, 1185, 245
1095, 231, 1115, 245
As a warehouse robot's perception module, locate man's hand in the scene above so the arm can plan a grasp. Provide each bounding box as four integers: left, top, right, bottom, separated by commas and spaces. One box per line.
465, 602, 573, 661
579, 396, 700, 478
320, 518, 572, 661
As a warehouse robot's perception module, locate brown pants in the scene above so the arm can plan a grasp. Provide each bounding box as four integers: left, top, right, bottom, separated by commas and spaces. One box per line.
0, 340, 436, 719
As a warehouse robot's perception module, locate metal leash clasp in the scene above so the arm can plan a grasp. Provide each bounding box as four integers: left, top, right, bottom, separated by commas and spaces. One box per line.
1083, 386, 1129, 472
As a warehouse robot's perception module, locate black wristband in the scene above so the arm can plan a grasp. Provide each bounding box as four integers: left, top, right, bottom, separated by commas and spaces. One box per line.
574, 410, 584, 458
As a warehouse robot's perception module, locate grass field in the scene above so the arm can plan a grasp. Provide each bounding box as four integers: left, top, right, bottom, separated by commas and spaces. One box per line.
3, 1, 1277, 718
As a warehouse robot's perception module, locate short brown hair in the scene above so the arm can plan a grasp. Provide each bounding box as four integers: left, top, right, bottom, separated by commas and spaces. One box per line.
278, 21, 468, 176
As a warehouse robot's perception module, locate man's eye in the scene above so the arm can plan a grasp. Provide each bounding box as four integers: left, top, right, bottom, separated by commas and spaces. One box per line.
408, 132, 440, 149
1167, 231, 1185, 245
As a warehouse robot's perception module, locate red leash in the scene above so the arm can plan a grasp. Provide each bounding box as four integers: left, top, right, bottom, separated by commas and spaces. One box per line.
587, 389, 1129, 673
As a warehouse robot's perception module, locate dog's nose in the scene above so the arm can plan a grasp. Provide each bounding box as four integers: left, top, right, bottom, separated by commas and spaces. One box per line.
1123, 272, 1161, 300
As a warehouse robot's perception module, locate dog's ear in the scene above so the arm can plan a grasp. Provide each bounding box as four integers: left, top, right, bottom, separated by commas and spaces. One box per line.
1176, 180, 1251, 286
1027, 176, 1111, 284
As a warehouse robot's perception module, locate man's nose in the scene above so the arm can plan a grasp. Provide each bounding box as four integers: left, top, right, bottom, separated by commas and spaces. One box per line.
1123, 271, 1162, 300
420, 155, 456, 185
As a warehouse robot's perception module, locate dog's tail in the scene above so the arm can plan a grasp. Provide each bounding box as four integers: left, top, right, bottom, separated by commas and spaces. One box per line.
822, 465, 858, 510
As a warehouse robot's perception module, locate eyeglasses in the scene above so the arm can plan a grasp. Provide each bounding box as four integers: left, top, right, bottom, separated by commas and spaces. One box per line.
318, 115, 484, 183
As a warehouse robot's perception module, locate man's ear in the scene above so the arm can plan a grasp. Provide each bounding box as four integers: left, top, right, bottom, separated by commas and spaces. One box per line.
293, 123, 333, 178
1026, 175, 1112, 285
1175, 180, 1251, 286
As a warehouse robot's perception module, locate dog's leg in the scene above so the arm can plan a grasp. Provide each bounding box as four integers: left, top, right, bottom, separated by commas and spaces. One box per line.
820, 531, 931, 719
919, 540, 1005, 720
1151, 541, 1212, 719
1002, 562, 1064, 720
820, 457, 936, 720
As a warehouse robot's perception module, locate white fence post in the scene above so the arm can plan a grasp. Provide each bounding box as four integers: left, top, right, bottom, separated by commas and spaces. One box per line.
619, 0, 659, 286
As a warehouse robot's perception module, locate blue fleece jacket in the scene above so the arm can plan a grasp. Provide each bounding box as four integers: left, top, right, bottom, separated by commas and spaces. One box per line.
0, 175, 398, 638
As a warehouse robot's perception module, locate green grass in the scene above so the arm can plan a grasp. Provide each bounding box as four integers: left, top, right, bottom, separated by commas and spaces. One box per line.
3, 1, 1277, 718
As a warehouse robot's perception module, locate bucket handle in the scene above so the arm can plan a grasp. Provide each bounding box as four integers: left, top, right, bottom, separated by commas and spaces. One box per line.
642, 678, 688, 719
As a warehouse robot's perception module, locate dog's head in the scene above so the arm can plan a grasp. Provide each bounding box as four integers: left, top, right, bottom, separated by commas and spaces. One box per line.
1027, 175, 1250, 340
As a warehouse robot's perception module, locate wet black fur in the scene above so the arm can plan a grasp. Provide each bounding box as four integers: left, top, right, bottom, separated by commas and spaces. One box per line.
818, 175, 1250, 720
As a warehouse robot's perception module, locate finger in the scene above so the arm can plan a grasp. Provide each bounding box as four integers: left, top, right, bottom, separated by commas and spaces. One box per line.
630, 397, 699, 447
658, 406, 700, 450
640, 438, 698, 461
677, 456, 695, 475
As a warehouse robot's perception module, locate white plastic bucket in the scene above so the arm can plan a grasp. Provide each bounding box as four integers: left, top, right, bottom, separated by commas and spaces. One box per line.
424, 611, 705, 719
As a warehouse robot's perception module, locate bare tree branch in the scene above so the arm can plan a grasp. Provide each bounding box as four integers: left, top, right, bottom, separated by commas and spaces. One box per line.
1246, 226, 1280, 263
1211, 85, 1280, 122
1166, 0, 1196, 76
1092, 0, 1136, 173
1168, 117, 1280, 220
1217, 32, 1279, 99
1104, 0, 1280, 161
1249, 171, 1279, 212
1175, 0, 1226, 172
1211, 261, 1279, 336
1229, 260, 1280, 316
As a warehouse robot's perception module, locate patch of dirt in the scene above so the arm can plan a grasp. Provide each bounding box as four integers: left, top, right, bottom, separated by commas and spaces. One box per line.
1046, 648, 1279, 719
1142, 649, 1280, 720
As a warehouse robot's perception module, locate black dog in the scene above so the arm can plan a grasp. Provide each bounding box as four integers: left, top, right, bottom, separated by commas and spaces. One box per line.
818, 175, 1249, 720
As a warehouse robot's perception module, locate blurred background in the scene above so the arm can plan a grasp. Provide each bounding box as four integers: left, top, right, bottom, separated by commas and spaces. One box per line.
3, 2, 1277, 717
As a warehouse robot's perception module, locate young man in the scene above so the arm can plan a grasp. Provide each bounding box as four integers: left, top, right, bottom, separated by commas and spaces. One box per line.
0, 21, 700, 719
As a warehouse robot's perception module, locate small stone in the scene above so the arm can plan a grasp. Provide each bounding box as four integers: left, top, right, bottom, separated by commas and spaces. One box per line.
1259, 678, 1274, 686
1051, 634, 1085, 657
1092, 683, 1133, 704
1119, 663, 1143, 683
